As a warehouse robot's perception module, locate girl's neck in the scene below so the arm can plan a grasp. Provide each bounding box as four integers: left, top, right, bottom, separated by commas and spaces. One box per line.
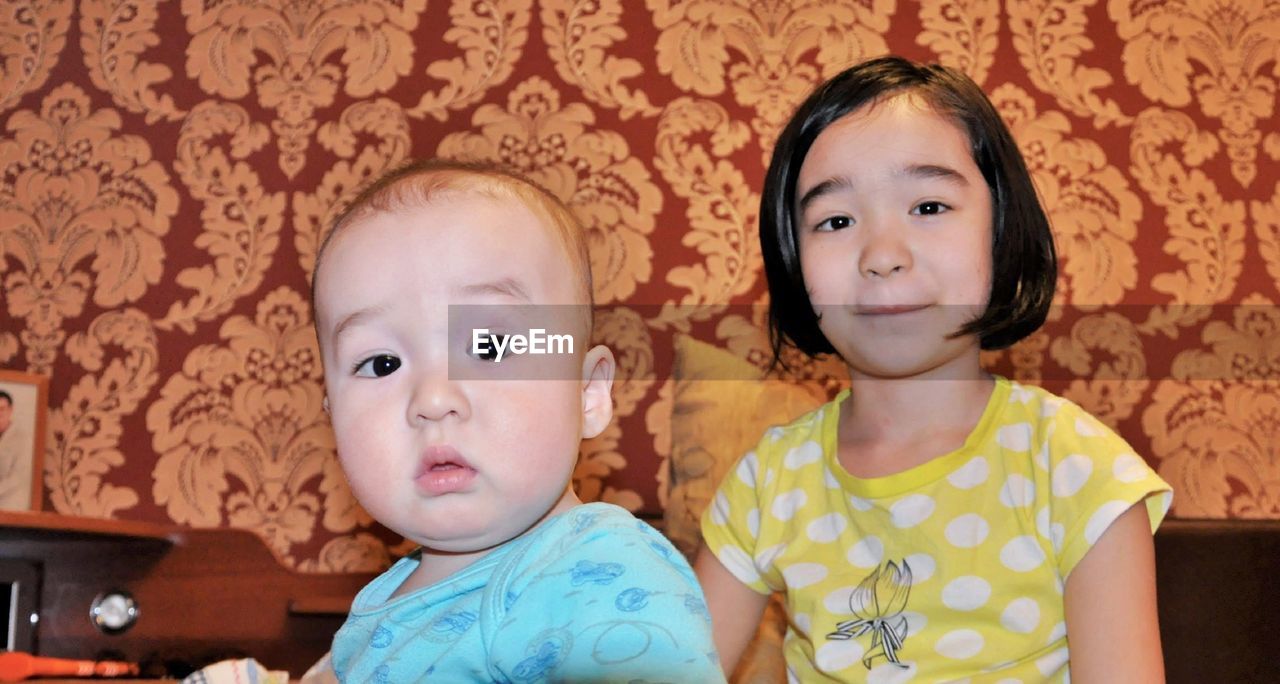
837, 370, 995, 479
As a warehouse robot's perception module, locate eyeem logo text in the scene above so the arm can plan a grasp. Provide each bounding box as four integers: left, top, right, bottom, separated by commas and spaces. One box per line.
471, 329, 574, 362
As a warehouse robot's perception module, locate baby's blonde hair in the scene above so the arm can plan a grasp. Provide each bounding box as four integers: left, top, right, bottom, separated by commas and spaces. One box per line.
314, 158, 594, 311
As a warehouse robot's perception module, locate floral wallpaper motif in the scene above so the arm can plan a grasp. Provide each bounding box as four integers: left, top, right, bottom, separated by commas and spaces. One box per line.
1, 1, 1277, 571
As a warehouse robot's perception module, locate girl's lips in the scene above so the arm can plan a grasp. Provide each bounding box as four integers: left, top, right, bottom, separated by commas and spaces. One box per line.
855, 303, 931, 315
415, 445, 477, 495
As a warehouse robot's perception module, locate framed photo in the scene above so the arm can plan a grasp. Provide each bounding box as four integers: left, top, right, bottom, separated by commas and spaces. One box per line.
0, 369, 49, 512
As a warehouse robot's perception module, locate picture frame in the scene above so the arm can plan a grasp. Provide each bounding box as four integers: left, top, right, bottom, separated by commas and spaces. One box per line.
0, 369, 49, 512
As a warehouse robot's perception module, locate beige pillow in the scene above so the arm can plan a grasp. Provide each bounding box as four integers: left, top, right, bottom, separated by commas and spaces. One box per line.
665, 335, 826, 683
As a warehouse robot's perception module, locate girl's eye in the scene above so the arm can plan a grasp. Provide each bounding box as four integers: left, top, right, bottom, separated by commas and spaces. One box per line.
816, 215, 854, 231
354, 354, 401, 377
912, 201, 951, 216
469, 333, 509, 362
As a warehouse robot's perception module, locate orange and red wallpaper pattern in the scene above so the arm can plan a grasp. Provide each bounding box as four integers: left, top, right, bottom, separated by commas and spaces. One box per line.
1, 1, 1278, 571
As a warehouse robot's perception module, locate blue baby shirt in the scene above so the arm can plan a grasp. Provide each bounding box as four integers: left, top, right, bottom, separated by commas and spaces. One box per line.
331, 502, 724, 683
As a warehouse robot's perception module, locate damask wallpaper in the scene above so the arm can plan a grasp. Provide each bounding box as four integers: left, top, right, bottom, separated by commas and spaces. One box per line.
1, 1, 1277, 572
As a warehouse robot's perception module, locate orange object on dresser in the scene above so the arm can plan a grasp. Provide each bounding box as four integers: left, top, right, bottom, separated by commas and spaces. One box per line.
0, 652, 138, 681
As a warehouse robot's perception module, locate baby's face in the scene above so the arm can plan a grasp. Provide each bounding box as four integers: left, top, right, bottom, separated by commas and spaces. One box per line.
314, 193, 592, 556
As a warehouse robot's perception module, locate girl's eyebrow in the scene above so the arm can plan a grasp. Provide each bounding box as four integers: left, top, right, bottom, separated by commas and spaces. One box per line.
896, 163, 970, 185
797, 164, 970, 214
797, 177, 852, 214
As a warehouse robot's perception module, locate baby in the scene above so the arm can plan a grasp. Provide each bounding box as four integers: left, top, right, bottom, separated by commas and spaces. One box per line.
312, 159, 723, 682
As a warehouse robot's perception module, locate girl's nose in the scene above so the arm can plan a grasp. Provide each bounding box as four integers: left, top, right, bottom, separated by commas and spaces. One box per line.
859, 227, 913, 278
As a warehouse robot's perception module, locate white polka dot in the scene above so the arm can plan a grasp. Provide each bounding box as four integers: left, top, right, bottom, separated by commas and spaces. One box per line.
767, 427, 785, 442
784, 440, 823, 469
942, 576, 991, 611
996, 422, 1033, 451
1010, 384, 1035, 403
771, 489, 807, 520
764, 468, 776, 486
1052, 454, 1093, 497
945, 514, 990, 548
848, 495, 873, 511
747, 508, 760, 537
1074, 416, 1101, 437
736, 451, 759, 487
1001, 536, 1047, 572
807, 512, 848, 543
936, 629, 984, 659
1085, 500, 1134, 544
1113, 453, 1148, 483
947, 456, 989, 489
903, 554, 935, 584
783, 562, 829, 589
867, 661, 917, 684
814, 638, 865, 673
848, 536, 884, 568
999, 474, 1036, 508
824, 468, 840, 488
1036, 647, 1068, 676
755, 543, 787, 571
793, 612, 811, 634
786, 666, 800, 684
1001, 597, 1041, 633
890, 494, 936, 528
718, 546, 760, 584
901, 611, 928, 636
1040, 397, 1063, 417
1035, 439, 1050, 471
709, 492, 729, 525
1050, 523, 1065, 553
1047, 621, 1066, 643
823, 585, 858, 614
1035, 506, 1051, 539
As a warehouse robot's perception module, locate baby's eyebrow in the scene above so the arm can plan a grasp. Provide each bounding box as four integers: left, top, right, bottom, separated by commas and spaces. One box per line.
331, 305, 387, 342
460, 277, 531, 302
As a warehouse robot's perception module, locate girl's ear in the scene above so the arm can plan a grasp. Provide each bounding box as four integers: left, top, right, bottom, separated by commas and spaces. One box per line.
579, 344, 616, 439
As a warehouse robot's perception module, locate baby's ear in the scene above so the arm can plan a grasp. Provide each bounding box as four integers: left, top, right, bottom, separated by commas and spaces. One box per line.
579, 344, 615, 439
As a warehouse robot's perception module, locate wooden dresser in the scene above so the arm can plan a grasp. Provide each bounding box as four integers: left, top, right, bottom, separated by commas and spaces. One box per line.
0, 511, 374, 678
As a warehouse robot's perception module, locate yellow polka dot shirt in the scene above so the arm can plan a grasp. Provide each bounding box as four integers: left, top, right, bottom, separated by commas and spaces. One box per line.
701, 377, 1172, 682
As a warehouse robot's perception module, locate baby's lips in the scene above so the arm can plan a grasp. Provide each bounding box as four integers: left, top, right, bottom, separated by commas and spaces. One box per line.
417, 444, 473, 477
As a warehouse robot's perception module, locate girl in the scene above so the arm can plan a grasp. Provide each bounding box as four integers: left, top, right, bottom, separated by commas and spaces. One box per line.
696, 56, 1171, 682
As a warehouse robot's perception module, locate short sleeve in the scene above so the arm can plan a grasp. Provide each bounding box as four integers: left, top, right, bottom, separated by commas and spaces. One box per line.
1045, 405, 1173, 578
700, 441, 775, 595
486, 513, 724, 683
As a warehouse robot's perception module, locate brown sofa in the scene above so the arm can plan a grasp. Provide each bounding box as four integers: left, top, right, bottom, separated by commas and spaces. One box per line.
1155, 519, 1280, 683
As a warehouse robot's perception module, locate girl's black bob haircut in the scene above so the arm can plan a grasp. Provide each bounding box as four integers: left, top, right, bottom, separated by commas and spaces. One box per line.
762, 55, 1057, 364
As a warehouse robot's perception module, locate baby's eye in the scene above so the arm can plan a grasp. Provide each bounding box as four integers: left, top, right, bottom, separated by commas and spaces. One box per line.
815, 215, 854, 231
912, 201, 951, 216
354, 354, 401, 377
468, 333, 509, 362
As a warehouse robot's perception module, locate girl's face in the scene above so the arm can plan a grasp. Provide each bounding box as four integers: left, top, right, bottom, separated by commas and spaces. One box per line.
794, 94, 994, 380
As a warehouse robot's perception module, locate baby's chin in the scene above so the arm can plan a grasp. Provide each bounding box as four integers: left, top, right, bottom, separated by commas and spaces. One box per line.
407, 513, 562, 555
